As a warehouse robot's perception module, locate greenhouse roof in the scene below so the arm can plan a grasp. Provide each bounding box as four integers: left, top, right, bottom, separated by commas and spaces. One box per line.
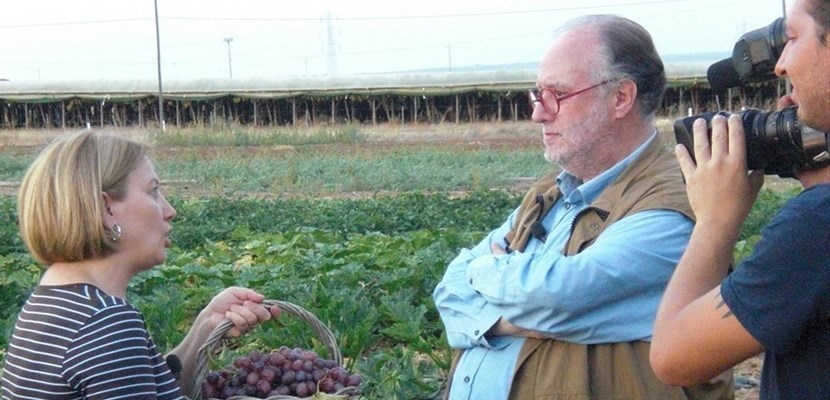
0, 61, 713, 103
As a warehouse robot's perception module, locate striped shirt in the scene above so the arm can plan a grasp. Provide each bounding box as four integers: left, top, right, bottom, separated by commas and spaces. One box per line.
1, 284, 184, 400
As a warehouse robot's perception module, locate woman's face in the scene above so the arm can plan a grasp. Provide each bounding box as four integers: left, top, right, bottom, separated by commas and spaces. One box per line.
108, 157, 176, 272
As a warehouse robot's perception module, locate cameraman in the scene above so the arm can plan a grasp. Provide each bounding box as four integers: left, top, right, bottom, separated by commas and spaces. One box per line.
651, 0, 830, 398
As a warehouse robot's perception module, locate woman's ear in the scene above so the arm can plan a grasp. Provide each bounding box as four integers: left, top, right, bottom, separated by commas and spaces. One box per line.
101, 192, 116, 225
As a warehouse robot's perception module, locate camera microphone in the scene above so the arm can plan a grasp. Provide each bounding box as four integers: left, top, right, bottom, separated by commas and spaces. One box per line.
706, 17, 787, 93
707, 58, 745, 93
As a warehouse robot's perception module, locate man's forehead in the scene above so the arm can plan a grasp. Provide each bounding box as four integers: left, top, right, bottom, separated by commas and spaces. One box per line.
536, 62, 589, 88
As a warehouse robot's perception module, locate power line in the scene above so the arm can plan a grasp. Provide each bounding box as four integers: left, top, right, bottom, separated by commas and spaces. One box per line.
0, 18, 148, 29
0, 0, 769, 79
161, 0, 696, 22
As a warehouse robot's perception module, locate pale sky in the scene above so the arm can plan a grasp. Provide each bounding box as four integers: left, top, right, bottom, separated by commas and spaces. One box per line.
0, 0, 788, 82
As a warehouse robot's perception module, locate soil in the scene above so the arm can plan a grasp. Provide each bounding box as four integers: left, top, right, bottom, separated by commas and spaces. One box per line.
734, 355, 763, 400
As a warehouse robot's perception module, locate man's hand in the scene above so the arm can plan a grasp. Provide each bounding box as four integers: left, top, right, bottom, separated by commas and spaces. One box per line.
491, 242, 507, 255
489, 317, 552, 339
486, 243, 551, 339
675, 114, 764, 238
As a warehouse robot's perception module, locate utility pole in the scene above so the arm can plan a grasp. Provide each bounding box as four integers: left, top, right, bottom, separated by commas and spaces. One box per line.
325, 10, 338, 75
224, 37, 234, 78
154, 0, 165, 131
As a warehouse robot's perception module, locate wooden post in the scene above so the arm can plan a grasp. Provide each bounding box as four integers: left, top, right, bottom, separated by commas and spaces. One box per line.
426, 97, 433, 123
331, 98, 336, 124
416, 97, 421, 124
455, 94, 460, 124
691, 88, 699, 115
211, 102, 217, 127
344, 97, 352, 123
61, 101, 66, 129
726, 88, 733, 111
292, 98, 297, 126
310, 99, 315, 124
371, 98, 377, 125
467, 96, 476, 123
43, 105, 49, 130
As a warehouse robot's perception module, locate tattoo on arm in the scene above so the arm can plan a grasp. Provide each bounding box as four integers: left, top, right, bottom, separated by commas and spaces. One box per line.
715, 293, 734, 319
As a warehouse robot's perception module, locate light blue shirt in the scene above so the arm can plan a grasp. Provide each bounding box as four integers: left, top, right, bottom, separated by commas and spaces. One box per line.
433, 134, 694, 400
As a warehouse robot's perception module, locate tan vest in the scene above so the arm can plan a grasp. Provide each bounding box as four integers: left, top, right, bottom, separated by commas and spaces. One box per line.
504, 136, 694, 255
448, 138, 734, 400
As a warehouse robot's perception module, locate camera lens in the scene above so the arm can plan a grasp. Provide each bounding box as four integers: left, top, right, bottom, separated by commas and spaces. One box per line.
741, 107, 802, 173
673, 106, 829, 178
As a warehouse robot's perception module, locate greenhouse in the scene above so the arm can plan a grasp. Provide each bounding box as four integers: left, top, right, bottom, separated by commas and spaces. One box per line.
0, 62, 785, 129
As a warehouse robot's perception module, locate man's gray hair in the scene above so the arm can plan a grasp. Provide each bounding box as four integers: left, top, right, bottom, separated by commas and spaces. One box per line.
556, 15, 667, 117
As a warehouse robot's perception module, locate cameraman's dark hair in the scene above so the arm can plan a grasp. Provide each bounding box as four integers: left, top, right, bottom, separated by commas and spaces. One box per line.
808, 0, 830, 44
557, 15, 666, 117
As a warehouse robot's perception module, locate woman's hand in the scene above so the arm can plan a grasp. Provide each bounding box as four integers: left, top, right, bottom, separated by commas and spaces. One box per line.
204, 287, 281, 338
170, 287, 279, 395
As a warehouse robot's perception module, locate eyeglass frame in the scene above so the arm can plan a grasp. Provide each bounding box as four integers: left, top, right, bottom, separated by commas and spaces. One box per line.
528, 78, 617, 115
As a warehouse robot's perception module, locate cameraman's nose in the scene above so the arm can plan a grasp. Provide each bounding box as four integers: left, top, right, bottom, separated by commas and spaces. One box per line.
774, 47, 789, 78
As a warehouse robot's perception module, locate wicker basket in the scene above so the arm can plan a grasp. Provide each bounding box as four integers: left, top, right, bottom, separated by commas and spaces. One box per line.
190, 299, 360, 400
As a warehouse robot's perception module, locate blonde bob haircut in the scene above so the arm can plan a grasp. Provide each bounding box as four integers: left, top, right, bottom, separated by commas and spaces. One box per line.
17, 130, 147, 266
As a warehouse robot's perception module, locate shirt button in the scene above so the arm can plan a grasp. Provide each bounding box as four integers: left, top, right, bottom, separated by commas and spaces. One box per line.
474, 330, 480, 336
464, 376, 471, 383
565, 202, 571, 209
469, 279, 473, 285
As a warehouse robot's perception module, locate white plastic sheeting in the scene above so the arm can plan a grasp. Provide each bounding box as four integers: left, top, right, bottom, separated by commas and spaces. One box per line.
0, 62, 711, 104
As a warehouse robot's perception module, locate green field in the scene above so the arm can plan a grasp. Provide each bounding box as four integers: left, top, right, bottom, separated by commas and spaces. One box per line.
0, 123, 797, 399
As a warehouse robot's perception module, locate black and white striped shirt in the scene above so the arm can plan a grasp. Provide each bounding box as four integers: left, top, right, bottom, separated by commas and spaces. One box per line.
1, 284, 184, 400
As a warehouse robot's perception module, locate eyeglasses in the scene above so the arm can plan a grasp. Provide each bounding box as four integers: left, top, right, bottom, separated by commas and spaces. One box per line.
528, 79, 615, 115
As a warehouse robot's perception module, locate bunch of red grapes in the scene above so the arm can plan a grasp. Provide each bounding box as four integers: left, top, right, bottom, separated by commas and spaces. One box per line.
200, 346, 362, 399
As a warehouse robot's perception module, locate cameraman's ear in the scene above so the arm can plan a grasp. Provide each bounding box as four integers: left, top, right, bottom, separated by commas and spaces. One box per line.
612, 78, 638, 118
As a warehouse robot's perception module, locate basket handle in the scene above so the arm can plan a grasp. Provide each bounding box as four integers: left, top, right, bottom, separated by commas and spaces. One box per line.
190, 300, 341, 399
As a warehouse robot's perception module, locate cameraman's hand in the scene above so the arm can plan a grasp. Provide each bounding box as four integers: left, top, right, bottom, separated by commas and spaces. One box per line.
675, 114, 764, 239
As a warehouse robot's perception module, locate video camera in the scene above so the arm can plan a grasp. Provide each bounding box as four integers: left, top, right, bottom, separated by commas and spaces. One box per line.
673, 17, 830, 178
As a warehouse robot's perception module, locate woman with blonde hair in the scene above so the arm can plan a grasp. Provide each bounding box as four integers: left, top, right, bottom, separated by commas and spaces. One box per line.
1, 130, 280, 399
